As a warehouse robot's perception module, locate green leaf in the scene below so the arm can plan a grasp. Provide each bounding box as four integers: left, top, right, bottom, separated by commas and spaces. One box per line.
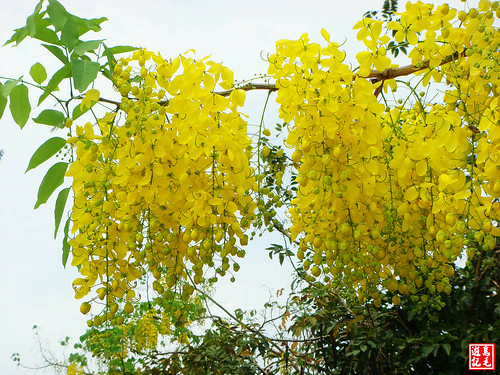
101, 44, 118, 81
26, 8, 45, 37
72, 100, 95, 120
422, 345, 433, 357
101, 67, 113, 82
38, 63, 71, 105
442, 343, 451, 356
35, 162, 68, 209
29, 63, 47, 84
62, 217, 71, 267
4, 1, 43, 46
106, 45, 138, 55
71, 59, 100, 92
47, 0, 68, 32
347, 349, 360, 356
9, 84, 31, 128
61, 14, 79, 51
0, 83, 7, 118
42, 44, 69, 64
73, 40, 102, 56
34, 27, 62, 45
54, 187, 70, 238
1, 79, 21, 98
76, 16, 107, 36
102, 43, 116, 62
32, 109, 65, 127
4, 26, 29, 46
26, 136, 67, 172
407, 310, 416, 321
130, 75, 142, 83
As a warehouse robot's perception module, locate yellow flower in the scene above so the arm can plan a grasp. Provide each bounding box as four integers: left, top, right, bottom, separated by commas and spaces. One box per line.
79, 89, 100, 110
67, 362, 84, 375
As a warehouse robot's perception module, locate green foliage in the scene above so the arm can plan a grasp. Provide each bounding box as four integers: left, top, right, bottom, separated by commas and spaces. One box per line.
171, 322, 269, 375
26, 137, 67, 172
54, 187, 70, 237
29, 62, 47, 84
34, 162, 68, 209
32, 109, 65, 127
71, 58, 100, 92
61, 217, 71, 267
25, 247, 495, 374
363, 0, 408, 57
37, 63, 71, 105
0, 0, 135, 251
42, 44, 69, 64
9, 84, 31, 128
0, 83, 7, 118
284, 246, 500, 374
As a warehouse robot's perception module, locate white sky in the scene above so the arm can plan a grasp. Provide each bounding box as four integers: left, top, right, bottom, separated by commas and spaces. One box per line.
0, 0, 471, 373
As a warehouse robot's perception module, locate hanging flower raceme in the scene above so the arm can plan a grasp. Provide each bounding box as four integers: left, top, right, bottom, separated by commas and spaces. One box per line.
66, 49, 257, 317
269, 0, 500, 306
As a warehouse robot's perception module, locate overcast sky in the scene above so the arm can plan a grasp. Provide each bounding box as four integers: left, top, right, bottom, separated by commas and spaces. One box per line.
0, 0, 471, 373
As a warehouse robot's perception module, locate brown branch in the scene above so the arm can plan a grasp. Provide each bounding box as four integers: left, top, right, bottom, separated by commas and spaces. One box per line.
370, 50, 467, 96
215, 82, 278, 97
97, 97, 122, 107
95, 50, 467, 108
223, 50, 468, 98
369, 50, 467, 82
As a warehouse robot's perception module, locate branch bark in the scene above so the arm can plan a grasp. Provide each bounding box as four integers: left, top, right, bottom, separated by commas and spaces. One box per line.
216, 82, 278, 97
96, 50, 467, 107
370, 50, 466, 96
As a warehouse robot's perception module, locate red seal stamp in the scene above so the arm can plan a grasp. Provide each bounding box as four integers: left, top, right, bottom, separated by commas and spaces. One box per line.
469, 343, 495, 371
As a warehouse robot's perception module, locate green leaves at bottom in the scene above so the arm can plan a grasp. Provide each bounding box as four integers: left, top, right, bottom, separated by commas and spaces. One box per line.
422, 345, 434, 357
35, 162, 68, 209
442, 343, 451, 356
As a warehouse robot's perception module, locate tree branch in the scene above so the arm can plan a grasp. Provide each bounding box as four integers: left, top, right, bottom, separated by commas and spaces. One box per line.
370, 50, 467, 96
95, 50, 467, 109
216, 82, 278, 96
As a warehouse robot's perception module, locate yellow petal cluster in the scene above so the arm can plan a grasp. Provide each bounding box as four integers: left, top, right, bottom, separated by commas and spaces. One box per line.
66, 363, 85, 375
269, 1, 500, 304
133, 310, 159, 350
66, 49, 257, 312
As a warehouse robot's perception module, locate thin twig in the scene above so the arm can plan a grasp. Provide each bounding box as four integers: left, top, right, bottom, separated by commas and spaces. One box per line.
187, 275, 302, 373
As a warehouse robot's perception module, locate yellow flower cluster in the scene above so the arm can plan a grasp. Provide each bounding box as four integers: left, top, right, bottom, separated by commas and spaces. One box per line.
67, 49, 257, 313
67, 362, 85, 375
269, 1, 500, 304
158, 311, 171, 335
134, 310, 159, 350
85, 328, 129, 359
